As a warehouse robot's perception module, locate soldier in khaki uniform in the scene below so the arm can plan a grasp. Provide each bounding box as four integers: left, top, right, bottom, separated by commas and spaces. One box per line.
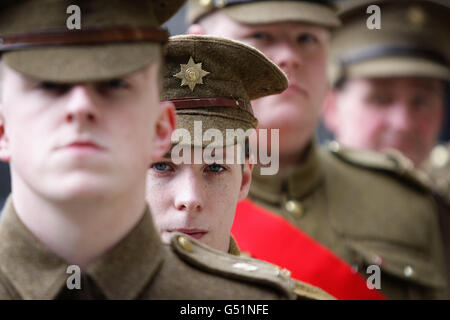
146, 35, 267, 253
187, 0, 449, 299
145, 34, 334, 299
323, 0, 449, 171
322, 0, 450, 289
0, 0, 323, 300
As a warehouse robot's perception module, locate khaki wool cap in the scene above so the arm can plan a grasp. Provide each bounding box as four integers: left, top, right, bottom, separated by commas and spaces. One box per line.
187, 0, 341, 28
0, 0, 186, 83
162, 34, 288, 147
328, 0, 450, 86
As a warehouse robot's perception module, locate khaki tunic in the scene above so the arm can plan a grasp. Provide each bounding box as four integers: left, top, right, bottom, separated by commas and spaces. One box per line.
248, 141, 449, 299
0, 198, 309, 300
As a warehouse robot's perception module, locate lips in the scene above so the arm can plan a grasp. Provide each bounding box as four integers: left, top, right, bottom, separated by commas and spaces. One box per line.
167, 228, 208, 240
57, 139, 105, 152
66, 141, 103, 150
283, 84, 308, 97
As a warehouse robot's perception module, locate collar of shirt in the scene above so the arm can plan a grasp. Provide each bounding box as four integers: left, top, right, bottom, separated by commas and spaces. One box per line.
0, 197, 163, 300
250, 139, 325, 205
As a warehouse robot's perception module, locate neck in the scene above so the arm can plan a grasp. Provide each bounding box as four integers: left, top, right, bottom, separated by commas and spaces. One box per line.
277, 142, 312, 178
11, 178, 147, 269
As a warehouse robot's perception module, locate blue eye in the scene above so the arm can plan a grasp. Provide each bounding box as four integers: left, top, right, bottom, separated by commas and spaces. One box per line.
39, 82, 70, 93
205, 164, 226, 173
105, 79, 129, 89
297, 33, 317, 44
151, 162, 172, 172
250, 32, 268, 40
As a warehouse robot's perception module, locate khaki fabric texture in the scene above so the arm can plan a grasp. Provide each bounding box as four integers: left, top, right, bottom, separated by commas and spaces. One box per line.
249, 140, 450, 299
0, 197, 313, 300
329, 0, 450, 85
187, 0, 340, 27
0, 0, 186, 82
164, 35, 287, 147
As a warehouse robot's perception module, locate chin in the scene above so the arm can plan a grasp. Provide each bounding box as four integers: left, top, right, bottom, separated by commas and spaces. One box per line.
48, 175, 122, 202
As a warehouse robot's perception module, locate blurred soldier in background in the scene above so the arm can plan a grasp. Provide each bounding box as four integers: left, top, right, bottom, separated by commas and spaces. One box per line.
323, 0, 450, 286
323, 0, 449, 192
187, 0, 449, 299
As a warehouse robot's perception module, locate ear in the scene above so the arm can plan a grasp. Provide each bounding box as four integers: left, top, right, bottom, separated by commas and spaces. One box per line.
0, 111, 11, 163
322, 89, 339, 133
238, 160, 253, 201
187, 24, 206, 35
151, 101, 176, 161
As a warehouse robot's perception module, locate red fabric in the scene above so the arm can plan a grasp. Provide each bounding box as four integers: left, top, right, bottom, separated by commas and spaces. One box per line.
231, 199, 387, 300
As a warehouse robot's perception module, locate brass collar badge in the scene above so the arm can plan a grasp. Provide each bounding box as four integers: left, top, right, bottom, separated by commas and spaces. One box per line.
174, 56, 210, 91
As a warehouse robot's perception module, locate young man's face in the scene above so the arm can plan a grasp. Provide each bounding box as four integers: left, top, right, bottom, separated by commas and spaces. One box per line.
0, 63, 174, 202
324, 77, 445, 166
146, 145, 252, 252
192, 13, 330, 155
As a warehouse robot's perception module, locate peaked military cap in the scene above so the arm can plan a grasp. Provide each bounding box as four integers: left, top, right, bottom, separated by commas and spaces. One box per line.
0, 0, 186, 82
328, 0, 450, 86
187, 0, 341, 28
163, 34, 288, 147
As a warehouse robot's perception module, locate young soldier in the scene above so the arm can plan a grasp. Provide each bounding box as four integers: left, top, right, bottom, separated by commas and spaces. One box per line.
187, 0, 449, 299
147, 35, 264, 254
146, 34, 334, 300
0, 0, 311, 300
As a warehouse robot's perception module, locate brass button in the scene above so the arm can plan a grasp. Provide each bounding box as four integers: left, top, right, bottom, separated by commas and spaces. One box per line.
285, 200, 303, 217
200, 0, 212, 8
215, 0, 227, 8
403, 265, 414, 277
430, 145, 449, 168
178, 236, 193, 253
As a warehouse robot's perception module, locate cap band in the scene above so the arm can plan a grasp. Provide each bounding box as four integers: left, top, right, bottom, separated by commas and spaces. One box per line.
0, 27, 169, 52
339, 44, 448, 67
169, 97, 253, 115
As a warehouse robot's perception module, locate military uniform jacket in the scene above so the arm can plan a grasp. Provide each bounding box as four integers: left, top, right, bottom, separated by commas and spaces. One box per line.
247, 141, 449, 299
0, 197, 325, 300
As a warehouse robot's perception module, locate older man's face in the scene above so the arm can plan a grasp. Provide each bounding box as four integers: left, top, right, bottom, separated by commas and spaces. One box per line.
327, 77, 445, 166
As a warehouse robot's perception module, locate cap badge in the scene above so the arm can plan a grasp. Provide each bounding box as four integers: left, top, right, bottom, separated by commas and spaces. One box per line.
174, 56, 210, 91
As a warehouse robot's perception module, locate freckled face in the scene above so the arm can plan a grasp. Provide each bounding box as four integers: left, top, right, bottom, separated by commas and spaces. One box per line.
146, 145, 250, 252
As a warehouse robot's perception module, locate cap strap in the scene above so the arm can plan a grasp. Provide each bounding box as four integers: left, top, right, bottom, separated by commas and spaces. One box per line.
169, 97, 253, 115
0, 27, 169, 51
339, 44, 448, 67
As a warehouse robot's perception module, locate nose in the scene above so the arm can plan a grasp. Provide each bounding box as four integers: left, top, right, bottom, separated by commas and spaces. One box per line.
388, 103, 415, 132
65, 85, 99, 125
270, 41, 302, 74
174, 170, 204, 213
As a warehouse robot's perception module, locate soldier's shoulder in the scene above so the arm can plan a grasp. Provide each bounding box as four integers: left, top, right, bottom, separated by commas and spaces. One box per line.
323, 141, 432, 191
148, 233, 329, 300
293, 279, 336, 300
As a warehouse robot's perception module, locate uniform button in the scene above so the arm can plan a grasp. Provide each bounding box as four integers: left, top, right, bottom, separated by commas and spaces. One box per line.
200, 0, 212, 7
403, 265, 414, 277
285, 200, 303, 217
328, 141, 341, 152
178, 236, 193, 253
215, 0, 227, 8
